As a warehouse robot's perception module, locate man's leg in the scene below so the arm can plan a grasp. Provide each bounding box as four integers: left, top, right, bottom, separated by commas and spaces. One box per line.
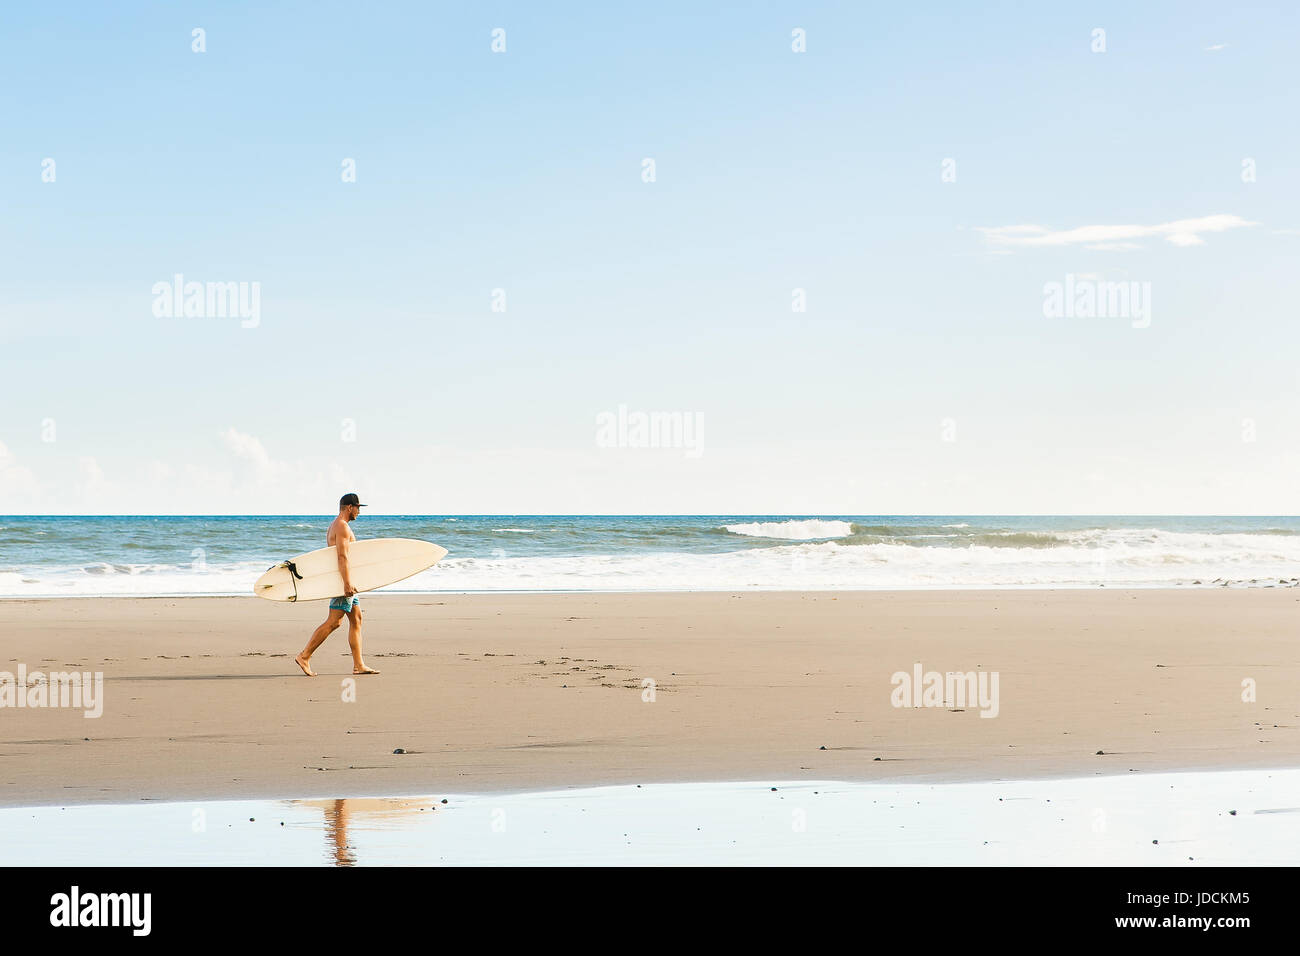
347, 604, 379, 674
296, 609, 346, 676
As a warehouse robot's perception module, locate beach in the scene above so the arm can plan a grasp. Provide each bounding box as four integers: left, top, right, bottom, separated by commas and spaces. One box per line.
3, 588, 1297, 809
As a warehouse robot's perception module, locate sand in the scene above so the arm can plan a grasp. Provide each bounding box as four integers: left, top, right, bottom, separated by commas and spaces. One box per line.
2, 589, 1298, 807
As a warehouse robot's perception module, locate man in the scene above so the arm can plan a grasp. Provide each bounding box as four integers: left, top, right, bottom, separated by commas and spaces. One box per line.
295, 493, 380, 677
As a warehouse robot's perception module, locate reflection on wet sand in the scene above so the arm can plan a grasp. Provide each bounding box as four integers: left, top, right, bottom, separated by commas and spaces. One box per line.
7, 772, 1300, 866
291, 798, 441, 866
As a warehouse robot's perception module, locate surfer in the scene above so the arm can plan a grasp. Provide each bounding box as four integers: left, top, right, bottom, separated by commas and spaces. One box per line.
295, 493, 381, 677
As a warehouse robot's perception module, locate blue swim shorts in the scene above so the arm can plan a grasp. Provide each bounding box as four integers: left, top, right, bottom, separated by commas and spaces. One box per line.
329, 595, 360, 613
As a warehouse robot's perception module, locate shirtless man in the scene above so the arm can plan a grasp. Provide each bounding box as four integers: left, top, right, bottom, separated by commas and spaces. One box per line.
294, 493, 380, 677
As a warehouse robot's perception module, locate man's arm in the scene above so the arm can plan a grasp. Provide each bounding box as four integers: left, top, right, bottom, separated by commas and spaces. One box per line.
337, 533, 356, 596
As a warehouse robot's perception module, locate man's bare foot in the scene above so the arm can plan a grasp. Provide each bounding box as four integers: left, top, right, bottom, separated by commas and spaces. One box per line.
295, 654, 316, 677
353, 665, 380, 675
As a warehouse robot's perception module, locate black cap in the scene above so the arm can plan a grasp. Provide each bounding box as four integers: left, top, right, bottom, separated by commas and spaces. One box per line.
339, 493, 366, 508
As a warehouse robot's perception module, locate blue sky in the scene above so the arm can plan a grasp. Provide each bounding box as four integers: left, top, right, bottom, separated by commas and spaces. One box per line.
3, 1, 1298, 513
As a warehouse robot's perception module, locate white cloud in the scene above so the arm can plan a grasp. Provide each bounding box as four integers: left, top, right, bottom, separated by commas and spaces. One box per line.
0, 442, 41, 500
220, 427, 286, 481
976, 214, 1256, 250
77, 456, 105, 487
1204, 43, 1228, 52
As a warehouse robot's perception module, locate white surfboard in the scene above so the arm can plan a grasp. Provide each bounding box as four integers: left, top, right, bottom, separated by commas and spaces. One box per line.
253, 538, 448, 602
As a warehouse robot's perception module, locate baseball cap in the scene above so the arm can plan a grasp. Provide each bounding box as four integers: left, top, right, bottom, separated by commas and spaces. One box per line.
339, 493, 367, 508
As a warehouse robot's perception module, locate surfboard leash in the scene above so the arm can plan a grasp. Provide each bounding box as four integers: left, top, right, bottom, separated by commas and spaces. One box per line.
282, 559, 304, 602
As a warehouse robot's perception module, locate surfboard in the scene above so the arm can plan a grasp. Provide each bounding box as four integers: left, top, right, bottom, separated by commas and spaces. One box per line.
253, 538, 448, 602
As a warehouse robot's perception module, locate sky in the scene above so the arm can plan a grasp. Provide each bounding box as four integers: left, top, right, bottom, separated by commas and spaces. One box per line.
2, 1, 1299, 514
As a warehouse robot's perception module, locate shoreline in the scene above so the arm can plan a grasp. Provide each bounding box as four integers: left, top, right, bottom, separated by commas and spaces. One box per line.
4, 581, 1300, 604
10, 759, 1300, 812
3, 589, 1298, 809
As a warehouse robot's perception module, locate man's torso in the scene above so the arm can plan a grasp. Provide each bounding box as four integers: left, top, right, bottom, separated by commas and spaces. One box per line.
327, 517, 355, 548
327, 517, 358, 609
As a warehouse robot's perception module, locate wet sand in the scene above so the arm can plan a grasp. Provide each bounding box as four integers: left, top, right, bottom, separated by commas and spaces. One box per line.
1, 589, 1298, 807
6, 771, 1298, 866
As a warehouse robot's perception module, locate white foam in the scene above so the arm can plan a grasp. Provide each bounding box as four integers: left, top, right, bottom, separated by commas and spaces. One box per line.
725, 519, 854, 540
0, 562, 281, 598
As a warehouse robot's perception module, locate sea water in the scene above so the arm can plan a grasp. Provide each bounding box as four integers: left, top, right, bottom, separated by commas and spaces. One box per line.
2, 514, 1299, 597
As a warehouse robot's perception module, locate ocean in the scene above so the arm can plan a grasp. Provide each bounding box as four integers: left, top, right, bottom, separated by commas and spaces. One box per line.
2, 515, 1299, 597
